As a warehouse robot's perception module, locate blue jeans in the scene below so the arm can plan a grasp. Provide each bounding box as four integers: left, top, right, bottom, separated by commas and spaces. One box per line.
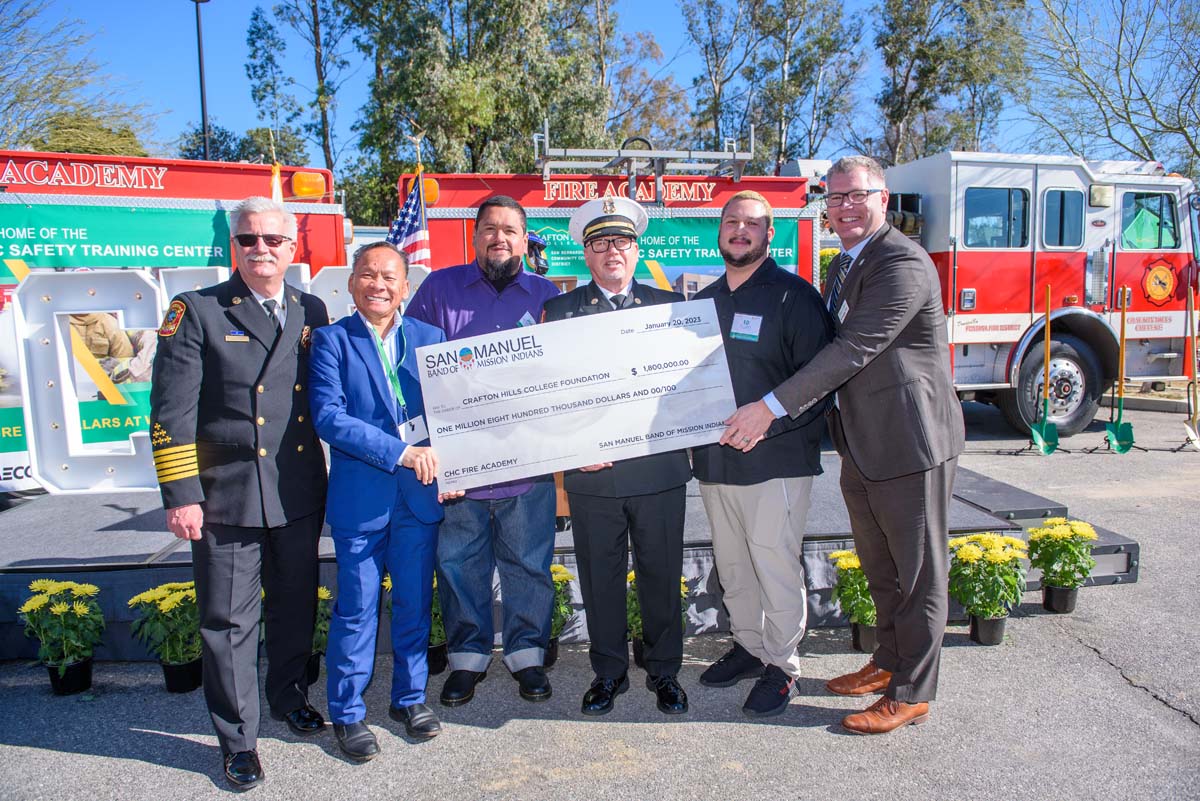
325, 501, 437, 724
436, 479, 556, 673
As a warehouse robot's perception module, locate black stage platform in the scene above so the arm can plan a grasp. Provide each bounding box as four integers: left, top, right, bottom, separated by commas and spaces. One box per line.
0, 456, 1139, 661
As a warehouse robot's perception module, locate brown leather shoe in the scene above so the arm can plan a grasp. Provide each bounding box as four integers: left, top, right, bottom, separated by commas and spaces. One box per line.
842, 696, 930, 734
825, 660, 892, 696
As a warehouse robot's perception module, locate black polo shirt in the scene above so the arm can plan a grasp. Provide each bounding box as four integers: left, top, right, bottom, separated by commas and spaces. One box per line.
692, 258, 834, 485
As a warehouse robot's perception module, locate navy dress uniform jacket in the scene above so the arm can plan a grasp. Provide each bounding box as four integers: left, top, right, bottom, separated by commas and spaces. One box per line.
149, 270, 329, 527
542, 281, 692, 497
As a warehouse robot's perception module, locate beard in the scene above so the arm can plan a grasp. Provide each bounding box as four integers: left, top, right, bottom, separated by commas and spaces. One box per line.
718, 237, 770, 269
481, 253, 524, 282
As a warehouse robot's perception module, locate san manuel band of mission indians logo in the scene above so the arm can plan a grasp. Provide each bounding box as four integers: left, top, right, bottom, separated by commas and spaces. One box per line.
423, 332, 544, 375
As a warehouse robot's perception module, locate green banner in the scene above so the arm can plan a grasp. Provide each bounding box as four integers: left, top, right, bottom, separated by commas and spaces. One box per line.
77, 385, 152, 445
528, 216, 800, 285
0, 204, 231, 277
0, 406, 25, 453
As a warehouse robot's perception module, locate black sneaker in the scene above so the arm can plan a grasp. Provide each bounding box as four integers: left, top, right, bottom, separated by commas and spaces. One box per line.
742, 665, 796, 717
699, 642, 766, 688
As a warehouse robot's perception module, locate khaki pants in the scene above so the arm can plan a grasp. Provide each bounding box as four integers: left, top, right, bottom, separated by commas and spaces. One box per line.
699, 477, 812, 679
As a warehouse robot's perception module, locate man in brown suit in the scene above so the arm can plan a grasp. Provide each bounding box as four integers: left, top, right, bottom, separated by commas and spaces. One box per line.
719, 155, 964, 734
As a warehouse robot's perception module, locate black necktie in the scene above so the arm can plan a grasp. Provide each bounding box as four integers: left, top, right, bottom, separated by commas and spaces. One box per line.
262, 299, 282, 339
610, 293, 629, 310
826, 253, 852, 313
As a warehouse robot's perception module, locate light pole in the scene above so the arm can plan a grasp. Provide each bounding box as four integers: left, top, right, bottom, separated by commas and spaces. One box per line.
191, 0, 212, 160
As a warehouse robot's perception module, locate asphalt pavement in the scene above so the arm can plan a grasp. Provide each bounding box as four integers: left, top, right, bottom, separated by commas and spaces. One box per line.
1, 403, 1197, 800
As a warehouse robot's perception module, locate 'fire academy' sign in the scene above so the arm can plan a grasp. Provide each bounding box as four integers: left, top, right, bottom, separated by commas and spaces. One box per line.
543, 179, 717, 203
0, 159, 169, 191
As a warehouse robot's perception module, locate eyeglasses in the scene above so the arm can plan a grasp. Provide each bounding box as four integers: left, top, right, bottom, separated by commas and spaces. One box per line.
825, 189, 883, 208
234, 233, 294, 247
585, 236, 634, 253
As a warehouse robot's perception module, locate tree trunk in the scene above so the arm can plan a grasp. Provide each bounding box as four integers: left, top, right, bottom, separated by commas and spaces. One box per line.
309, 0, 335, 172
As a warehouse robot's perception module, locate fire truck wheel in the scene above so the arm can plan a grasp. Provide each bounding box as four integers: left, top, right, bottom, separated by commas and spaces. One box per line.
999, 334, 1102, 437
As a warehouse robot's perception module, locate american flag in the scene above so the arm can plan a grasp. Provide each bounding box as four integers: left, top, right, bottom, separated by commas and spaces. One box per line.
387, 167, 431, 269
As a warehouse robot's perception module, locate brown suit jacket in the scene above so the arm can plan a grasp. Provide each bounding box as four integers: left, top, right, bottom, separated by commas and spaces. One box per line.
773, 224, 964, 481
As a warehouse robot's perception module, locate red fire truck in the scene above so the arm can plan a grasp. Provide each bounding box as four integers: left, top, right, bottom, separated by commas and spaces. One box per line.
887, 152, 1199, 435
411, 171, 820, 295
0, 149, 348, 492
404, 147, 1199, 436
0, 150, 346, 283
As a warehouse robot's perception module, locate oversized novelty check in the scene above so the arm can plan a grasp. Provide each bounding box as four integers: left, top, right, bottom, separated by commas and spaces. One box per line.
417, 299, 736, 492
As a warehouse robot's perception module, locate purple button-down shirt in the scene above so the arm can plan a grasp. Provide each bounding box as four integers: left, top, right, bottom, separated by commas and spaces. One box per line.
406, 261, 561, 500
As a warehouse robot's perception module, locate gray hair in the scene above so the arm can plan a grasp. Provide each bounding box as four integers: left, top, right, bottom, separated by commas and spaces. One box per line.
828, 156, 886, 187
351, 241, 409, 275
232, 196, 298, 239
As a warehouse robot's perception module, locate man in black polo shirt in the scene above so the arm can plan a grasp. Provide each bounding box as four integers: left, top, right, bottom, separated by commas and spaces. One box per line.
692, 190, 833, 717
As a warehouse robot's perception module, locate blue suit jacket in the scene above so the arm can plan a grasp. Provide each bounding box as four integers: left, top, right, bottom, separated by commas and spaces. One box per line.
309, 313, 447, 530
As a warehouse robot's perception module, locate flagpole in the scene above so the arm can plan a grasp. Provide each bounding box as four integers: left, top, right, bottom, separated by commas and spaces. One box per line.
406, 133, 426, 227
406, 133, 425, 172
386, 132, 432, 272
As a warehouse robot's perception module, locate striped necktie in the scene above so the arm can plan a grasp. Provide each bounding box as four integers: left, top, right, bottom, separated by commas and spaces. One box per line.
826, 252, 852, 314
262, 299, 282, 340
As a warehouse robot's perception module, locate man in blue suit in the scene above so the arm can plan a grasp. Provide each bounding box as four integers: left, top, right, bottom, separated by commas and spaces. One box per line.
309, 242, 459, 761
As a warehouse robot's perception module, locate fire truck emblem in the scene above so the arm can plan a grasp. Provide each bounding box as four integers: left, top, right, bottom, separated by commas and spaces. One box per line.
1141, 261, 1176, 306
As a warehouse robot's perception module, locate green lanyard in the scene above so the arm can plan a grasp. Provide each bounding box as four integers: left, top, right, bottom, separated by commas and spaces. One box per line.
369, 321, 407, 413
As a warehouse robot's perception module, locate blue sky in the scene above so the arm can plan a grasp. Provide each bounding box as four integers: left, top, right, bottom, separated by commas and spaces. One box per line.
52, 1, 1030, 164
54, 0, 700, 161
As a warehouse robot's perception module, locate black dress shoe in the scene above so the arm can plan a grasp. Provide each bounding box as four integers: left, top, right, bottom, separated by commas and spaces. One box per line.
646, 674, 689, 715
272, 703, 325, 736
581, 674, 629, 716
389, 702, 442, 739
333, 721, 379, 762
513, 666, 552, 702
223, 750, 264, 790
440, 669, 486, 707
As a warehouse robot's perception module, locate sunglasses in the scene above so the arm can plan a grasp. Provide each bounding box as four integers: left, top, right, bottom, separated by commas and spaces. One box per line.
234, 233, 293, 247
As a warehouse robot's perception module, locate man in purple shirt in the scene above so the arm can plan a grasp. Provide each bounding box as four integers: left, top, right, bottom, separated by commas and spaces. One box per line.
405, 195, 561, 707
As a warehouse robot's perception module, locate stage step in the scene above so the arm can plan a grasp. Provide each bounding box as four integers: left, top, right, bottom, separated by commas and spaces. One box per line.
0, 457, 1138, 661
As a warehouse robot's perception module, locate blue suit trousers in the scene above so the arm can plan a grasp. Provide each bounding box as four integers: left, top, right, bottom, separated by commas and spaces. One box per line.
326, 502, 437, 724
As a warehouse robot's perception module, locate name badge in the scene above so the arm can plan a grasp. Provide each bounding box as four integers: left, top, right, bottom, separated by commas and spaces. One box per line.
730, 313, 763, 341
400, 414, 428, 443
838, 301, 850, 323
224, 333, 250, 342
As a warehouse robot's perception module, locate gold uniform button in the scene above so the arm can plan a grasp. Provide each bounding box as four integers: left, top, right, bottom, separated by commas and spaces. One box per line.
256, 385, 264, 394
256, 417, 265, 426
297, 415, 305, 423
258, 448, 267, 457
297, 445, 304, 452
294, 383, 303, 392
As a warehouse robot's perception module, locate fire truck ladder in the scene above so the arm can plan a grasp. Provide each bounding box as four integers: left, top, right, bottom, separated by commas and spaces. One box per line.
533, 120, 754, 205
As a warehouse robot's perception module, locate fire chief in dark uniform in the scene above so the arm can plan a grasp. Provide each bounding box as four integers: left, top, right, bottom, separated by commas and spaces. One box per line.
542, 197, 691, 716
150, 196, 330, 790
